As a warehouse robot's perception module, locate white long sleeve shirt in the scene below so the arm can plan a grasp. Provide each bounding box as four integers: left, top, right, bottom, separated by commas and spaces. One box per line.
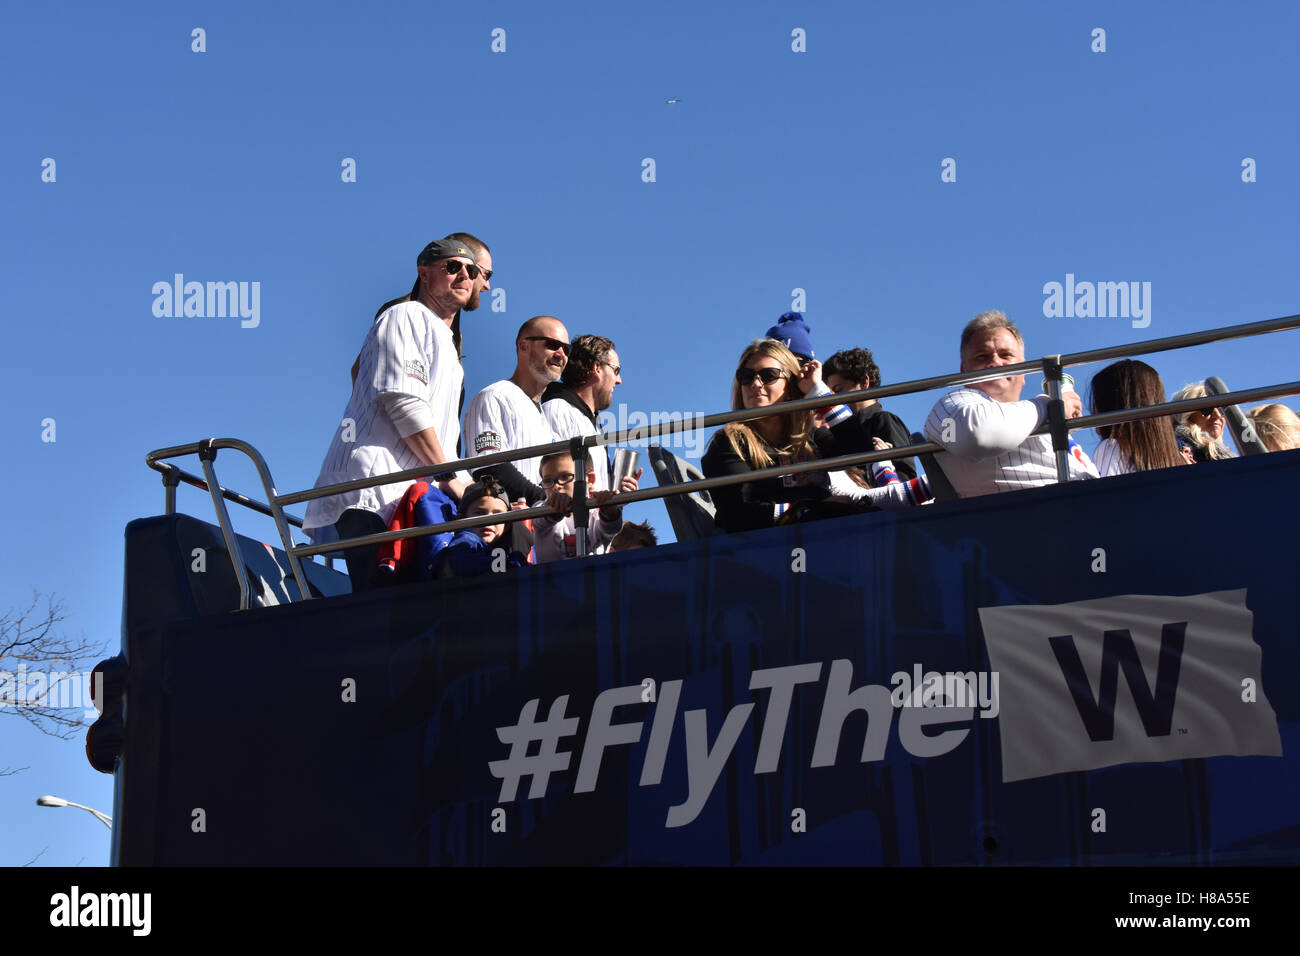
304, 302, 464, 530
923, 387, 1097, 498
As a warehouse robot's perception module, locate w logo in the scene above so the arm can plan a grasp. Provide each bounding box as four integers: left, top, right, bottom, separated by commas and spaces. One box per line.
1048, 623, 1185, 741
978, 591, 1280, 782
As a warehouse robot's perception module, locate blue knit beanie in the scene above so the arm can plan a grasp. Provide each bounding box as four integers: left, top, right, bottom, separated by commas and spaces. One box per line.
766, 312, 814, 361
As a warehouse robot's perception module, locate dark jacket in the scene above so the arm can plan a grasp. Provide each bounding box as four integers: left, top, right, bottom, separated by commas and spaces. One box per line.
702, 414, 870, 533
435, 530, 527, 577
845, 403, 917, 482
541, 380, 599, 427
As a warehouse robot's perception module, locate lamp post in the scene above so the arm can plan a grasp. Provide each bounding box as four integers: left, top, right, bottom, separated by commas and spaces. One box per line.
36, 794, 112, 829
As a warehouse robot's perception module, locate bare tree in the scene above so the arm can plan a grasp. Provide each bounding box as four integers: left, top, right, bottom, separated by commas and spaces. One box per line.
1, 592, 106, 773
2, 593, 107, 866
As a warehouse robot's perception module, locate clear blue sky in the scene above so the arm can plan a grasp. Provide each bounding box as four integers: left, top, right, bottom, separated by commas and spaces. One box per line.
2, 0, 1297, 867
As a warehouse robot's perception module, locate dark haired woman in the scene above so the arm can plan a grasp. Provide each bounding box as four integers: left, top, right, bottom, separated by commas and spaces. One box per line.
1089, 360, 1186, 475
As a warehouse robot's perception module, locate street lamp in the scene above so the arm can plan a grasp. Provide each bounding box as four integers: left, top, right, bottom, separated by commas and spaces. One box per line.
36, 794, 112, 829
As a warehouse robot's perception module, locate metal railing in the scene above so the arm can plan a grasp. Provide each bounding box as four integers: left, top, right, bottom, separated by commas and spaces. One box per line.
146, 312, 1300, 607
146, 439, 311, 610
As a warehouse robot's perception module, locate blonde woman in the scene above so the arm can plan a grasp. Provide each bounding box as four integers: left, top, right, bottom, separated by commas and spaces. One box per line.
1171, 382, 1235, 463
1247, 404, 1300, 452
702, 340, 926, 533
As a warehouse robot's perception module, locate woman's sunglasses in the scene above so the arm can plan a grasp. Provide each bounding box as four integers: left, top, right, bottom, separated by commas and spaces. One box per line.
735, 367, 788, 386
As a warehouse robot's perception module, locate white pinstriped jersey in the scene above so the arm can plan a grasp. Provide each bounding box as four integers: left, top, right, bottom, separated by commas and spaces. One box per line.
1092, 437, 1135, 476
303, 301, 463, 530
923, 387, 1098, 497
463, 380, 558, 488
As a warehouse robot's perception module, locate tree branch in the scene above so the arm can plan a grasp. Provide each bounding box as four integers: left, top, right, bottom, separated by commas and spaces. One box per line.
1, 591, 107, 739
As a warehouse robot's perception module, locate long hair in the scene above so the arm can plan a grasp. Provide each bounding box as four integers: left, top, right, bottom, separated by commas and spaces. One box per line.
1248, 404, 1300, 452
1089, 360, 1185, 471
1171, 382, 1235, 460
719, 340, 816, 468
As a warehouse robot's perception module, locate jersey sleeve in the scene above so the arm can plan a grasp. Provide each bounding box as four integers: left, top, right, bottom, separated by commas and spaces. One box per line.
463, 391, 510, 459
925, 390, 1047, 461
370, 305, 436, 401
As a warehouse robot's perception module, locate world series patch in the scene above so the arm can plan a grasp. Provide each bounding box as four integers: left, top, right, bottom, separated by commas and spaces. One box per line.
475, 430, 503, 453
404, 359, 428, 386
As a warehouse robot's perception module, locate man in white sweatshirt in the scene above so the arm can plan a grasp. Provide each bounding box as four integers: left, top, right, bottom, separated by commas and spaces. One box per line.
303, 238, 478, 589
923, 310, 1097, 498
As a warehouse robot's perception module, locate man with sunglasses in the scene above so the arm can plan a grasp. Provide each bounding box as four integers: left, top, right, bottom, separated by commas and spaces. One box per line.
462, 316, 572, 506
540, 334, 621, 492
352, 232, 492, 386
923, 310, 1098, 498
303, 237, 478, 590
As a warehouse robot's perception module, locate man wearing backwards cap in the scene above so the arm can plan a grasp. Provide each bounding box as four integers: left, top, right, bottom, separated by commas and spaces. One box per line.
353, 231, 493, 384
304, 237, 481, 591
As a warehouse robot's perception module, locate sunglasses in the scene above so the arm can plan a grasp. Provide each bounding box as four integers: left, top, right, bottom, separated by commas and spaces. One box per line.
440, 259, 482, 280
735, 367, 787, 386
1197, 407, 1221, 418
524, 336, 572, 356
602, 361, 621, 376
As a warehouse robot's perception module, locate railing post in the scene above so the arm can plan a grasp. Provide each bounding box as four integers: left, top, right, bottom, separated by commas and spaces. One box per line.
160, 466, 180, 515
229, 440, 314, 602
196, 440, 253, 610
1042, 355, 1071, 484
570, 437, 589, 557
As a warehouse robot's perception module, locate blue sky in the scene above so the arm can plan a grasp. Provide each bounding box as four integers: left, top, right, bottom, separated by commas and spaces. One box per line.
2, 0, 1297, 867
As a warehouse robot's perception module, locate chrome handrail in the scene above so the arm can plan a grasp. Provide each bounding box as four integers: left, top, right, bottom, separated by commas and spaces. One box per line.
146, 439, 311, 609
147, 312, 1300, 604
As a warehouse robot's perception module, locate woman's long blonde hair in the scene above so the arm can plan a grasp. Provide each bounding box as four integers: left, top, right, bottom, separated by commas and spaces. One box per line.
719, 340, 817, 468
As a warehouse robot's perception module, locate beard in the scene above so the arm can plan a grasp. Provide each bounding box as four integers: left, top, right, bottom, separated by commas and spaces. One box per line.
532, 356, 562, 383
465, 288, 481, 311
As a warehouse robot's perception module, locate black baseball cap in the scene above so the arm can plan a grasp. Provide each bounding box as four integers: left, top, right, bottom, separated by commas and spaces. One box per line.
417, 238, 476, 266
